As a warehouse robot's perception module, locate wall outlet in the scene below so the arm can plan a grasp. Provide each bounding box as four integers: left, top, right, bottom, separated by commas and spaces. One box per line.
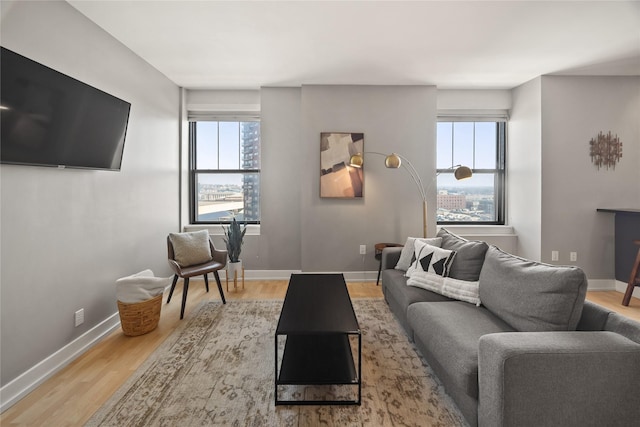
551, 251, 559, 261
570, 252, 577, 262
359, 245, 366, 255
75, 308, 84, 327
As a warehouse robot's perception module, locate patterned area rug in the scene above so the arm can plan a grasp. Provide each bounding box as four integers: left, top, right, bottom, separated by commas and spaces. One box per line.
86, 299, 467, 426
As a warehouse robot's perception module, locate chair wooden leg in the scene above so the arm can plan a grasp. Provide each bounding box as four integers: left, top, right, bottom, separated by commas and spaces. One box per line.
214, 270, 226, 304
622, 248, 640, 306
180, 278, 190, 319
167, 275, 179, 303
203, 274, 210, 293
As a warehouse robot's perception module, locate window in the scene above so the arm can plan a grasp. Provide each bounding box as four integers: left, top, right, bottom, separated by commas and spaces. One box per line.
189, 120, 260, 224
436, 120, 506, 224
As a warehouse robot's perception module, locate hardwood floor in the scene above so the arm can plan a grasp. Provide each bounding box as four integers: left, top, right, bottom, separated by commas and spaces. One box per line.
0, 281, 637, 426
586, 289, 640, 322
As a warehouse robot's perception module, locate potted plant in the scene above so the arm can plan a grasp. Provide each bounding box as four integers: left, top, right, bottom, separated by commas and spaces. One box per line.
222, 217, 247, 278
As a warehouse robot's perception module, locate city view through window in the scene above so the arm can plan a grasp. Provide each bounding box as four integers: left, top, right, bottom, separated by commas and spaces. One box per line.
192, 121, 260, 223
436, 121, 505, 223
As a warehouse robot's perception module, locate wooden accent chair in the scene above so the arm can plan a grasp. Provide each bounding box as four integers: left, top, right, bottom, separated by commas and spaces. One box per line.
167, 234, 227, 319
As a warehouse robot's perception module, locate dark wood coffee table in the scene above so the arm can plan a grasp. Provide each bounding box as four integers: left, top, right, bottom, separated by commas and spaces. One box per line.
274, 273, 361, 405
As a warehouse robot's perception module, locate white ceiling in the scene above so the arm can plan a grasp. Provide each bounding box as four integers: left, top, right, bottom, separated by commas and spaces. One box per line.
67, 0, 640, 90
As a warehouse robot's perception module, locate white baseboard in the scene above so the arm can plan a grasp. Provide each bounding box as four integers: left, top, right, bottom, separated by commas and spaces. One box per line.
216, 269, 378, 282
0, 312, 121, 413
615, 279, 640, 298
219, 269, 301, 281
587, 279, 616, 291
587, 279, 639, 299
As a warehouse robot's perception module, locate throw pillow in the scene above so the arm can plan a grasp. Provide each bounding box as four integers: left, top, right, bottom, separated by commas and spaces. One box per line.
441, 276, 481, 306
169, 230, 213, 267
406, 240, 456, 278
437, 228, 488, 281
395, 237, 443, 271
407, 270, 445, 294
479, 245, 588, 332
408, 271, 481, 306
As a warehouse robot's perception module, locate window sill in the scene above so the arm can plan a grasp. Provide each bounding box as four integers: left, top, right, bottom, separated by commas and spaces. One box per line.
438, 224, 514, 236
439, 225, 517, 254
184, 224, 261, 236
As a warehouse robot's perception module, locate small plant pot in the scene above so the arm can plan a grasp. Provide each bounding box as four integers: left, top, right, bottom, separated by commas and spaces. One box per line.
228, 260, 243, 277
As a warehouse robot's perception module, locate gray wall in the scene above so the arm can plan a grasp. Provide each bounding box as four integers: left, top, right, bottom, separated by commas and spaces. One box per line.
509, 75, 640, 280
187, 85, 437, 273
0, 0, 179, 385
540, 76, 640, 278
509, 78, 543, 260
298, 85, 436, 272
254, 87, 302, 269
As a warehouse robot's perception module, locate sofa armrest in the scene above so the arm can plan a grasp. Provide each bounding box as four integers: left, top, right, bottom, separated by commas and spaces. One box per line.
381, 247, 403, 270
478, 331, 640, 427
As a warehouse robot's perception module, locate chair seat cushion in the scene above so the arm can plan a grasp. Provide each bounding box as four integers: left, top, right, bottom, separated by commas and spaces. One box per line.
178, 260, 225, 278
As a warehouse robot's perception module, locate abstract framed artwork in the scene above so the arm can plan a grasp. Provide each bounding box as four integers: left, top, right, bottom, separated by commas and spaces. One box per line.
320, 132, 364, 198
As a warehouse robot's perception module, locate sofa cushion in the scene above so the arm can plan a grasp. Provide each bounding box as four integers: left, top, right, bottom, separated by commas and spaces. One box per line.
382, 269, 452, 335
605, 314, 640, 344
383, 269, 453, 307
437, 228, 488, 281
395, 237, 442, 271
406, 240, 455, 278
577, 300, 612, 331
408, 301, 515, 399
479, 245, 588, 332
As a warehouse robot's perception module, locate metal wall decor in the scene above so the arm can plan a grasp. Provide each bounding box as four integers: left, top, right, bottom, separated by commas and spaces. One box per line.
589, 131, 622, 170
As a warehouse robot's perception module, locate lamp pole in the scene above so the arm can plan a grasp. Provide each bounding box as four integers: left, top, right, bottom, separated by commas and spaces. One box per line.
390, 153, 428, 238
350, 151, 428, 237
349, 152, 472, 238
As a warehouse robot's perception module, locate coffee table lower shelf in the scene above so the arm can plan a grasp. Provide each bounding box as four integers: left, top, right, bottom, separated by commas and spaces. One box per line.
275, 333, 361, 405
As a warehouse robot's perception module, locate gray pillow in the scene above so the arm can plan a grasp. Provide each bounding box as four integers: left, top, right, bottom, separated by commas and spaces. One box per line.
437, 228, 488, 281
395, 237, 442, 271
479, 245, 588, 332
169, 230, 213, 267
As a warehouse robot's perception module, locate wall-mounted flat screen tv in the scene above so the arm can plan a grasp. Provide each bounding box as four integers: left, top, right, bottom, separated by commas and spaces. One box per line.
0, 47, 131, 171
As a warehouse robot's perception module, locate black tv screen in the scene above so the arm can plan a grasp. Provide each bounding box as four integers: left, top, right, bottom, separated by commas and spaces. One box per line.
1, 47, 131, 171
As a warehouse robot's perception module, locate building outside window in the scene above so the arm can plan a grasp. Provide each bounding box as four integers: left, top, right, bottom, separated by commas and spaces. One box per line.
436, 120, 506, 224
189, 120, 260, 224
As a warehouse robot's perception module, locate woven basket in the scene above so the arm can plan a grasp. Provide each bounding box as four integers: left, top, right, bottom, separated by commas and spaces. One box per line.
117, 294, 162, 337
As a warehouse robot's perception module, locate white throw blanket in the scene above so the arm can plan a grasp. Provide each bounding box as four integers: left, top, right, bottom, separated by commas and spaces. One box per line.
407, 271, 481, 306
116, 269, 171, 304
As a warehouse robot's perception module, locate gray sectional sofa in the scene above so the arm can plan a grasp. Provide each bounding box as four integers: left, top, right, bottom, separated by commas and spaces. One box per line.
381, 228, 640, 427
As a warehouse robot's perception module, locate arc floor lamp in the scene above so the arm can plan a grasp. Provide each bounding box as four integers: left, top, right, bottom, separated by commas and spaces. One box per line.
349, 152, 472, 238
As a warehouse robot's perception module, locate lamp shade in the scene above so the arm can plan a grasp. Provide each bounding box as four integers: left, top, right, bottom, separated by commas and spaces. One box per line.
454, 165, 473, 180
349, 153, 364, 168
385, 153, 402, 169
